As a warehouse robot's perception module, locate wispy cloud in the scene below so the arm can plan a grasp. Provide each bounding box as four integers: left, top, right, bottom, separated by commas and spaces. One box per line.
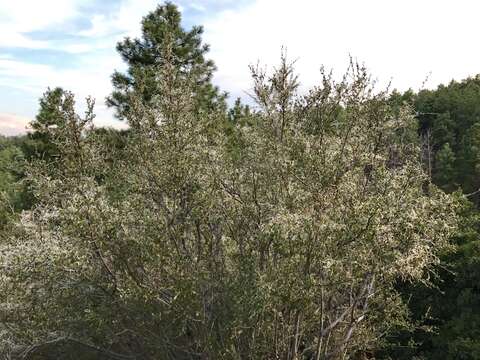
0, 0, 83, 50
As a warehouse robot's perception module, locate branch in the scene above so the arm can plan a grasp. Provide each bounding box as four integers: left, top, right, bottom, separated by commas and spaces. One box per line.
21, 336, 137, 360
464, 188, 480, 198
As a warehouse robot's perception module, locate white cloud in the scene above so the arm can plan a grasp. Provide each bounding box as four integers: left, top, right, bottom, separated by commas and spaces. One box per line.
0, 0, 83, 49
0, 0, 157, 53
203, 0, 480, 99
0, 0, 79, 31
78, 0, 159, 39
188, 2, 207, 12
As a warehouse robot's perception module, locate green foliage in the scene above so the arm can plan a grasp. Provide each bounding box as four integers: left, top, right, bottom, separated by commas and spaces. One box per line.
107, 2, 226, 119
414, 76, 480, 198
0, 52, 457, 360
380, 76, 480, 360
23, 87, 67, 162
0, 138, 25, 228
434, 143, 456, 191
228, 97, 251, 124
0, 5, 476, 359
379, 197, 480, 360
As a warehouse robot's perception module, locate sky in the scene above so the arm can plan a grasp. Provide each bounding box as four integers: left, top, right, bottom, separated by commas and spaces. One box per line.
0, 0, 479, 135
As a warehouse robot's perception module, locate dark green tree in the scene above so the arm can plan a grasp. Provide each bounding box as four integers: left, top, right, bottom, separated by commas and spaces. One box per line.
23, 87, 67, 162
380, 75, 480, 360
379, 197, 480, 360
0, 137, 25, 228
228, 97, 251, 124
434, 142, 457, 191
106, 2, 226, 119
414, 76, 480, 200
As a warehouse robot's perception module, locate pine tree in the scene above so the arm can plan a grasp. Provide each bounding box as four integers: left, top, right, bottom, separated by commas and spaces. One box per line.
434, 142, 457, 191
228, 97, 251, 124
24, 87, 67, 162
106, 2, 226, 119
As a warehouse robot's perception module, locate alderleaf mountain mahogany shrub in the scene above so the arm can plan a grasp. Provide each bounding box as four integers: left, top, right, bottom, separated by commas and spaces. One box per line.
0, 54, 457, 359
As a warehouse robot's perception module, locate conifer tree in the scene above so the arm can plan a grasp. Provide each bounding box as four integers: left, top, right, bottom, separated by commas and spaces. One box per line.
107, 2, 226, 119
23, 87, 67, 162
